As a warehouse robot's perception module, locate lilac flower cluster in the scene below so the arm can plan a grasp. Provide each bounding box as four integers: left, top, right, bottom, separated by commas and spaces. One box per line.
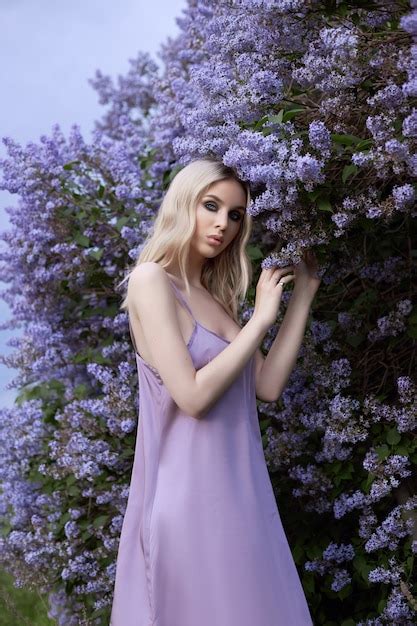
368, 299, 413, 342
288, 463, 332, 513
365, 502, 415, 553
368, 557, 404, 584
363, 383, 417, 433
308, 121, 331, 155
305, 542, 355, 592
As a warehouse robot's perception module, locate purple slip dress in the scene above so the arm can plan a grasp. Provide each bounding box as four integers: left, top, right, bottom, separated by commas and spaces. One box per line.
110, 276, 313, 626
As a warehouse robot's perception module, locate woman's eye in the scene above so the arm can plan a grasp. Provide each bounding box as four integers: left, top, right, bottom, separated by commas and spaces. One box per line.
204, 202, 242, 222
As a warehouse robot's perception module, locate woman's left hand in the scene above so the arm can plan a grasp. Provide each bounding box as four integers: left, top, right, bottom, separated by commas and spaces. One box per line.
293, 248, 322, 297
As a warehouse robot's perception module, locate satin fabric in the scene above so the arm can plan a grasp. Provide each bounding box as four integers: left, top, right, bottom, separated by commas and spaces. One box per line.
110, 277, 313, 626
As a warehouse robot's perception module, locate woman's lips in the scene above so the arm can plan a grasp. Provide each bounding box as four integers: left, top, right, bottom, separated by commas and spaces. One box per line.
206, 236, 222, 246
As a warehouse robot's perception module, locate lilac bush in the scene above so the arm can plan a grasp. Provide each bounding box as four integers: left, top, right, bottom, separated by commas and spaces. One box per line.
0, 0, 416, 624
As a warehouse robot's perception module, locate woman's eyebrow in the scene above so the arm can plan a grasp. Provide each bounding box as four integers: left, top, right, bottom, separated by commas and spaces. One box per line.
204, 194, 246, 211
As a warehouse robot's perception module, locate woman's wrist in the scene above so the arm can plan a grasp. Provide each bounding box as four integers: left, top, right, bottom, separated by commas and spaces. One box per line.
246, 314, 270, 339
292, 281, 319, 305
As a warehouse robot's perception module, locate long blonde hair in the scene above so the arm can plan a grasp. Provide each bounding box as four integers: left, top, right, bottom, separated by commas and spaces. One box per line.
117, 157, 253, 322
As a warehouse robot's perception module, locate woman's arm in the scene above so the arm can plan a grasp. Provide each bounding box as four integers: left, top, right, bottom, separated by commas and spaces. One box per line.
255, 249, 322, 403
128, 262, 269, 420
255, 286, 315, 403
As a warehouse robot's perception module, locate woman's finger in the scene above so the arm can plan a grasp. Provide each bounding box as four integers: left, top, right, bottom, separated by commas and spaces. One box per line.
276, 273, 295, 287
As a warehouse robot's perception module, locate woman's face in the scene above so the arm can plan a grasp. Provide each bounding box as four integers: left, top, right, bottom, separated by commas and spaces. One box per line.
192, 178, 247, 259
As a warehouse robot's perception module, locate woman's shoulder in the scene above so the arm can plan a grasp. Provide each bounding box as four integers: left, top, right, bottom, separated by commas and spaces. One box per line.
127, 263, 170, 307
130, 261, 165, 279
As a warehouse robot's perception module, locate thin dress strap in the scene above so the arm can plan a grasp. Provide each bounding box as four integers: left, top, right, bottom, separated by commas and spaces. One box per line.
167, 277, 196, 322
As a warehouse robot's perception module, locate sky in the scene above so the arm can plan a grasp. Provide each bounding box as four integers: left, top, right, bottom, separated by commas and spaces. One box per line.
0, 0, 187, 407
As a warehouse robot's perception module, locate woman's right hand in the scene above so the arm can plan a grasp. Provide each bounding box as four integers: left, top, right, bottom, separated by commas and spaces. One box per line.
252, 266, 295, 331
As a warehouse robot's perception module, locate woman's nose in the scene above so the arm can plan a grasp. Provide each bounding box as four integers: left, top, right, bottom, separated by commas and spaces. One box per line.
214, 210, 228, 228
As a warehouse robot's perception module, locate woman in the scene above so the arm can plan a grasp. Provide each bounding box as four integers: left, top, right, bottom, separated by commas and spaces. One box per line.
110, 157, 320, 626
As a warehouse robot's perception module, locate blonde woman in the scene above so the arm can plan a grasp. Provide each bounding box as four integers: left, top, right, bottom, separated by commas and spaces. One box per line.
110, 157, 320, 626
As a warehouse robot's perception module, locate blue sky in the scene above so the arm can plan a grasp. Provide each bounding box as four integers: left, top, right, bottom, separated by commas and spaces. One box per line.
0, 0, 186, 407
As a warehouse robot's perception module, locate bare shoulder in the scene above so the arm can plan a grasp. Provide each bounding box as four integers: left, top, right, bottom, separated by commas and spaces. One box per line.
128, 262, 167, 289
127, 262, 169, 314
129, 261, 166, 283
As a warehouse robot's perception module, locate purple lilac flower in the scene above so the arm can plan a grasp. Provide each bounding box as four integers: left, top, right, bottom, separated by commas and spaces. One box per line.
383, 587, 414, 621
403, 108, 417, 137
401, 12, 417, 37
367, 84, 404, 110
384, 139, 409, 160
331, 568, 351, 592
294, 154, 325, 188
392, 184, 416, 210
368, 299, 413, 342
308, 120, 331, 153
322, 541, 355, 563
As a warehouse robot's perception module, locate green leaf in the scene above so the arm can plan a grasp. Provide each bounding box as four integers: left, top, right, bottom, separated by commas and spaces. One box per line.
90, 607, 108, 619
59, 512, 71, 526
362, 79, 374, 90
395, 446, 410, 456
361, 473, 374, 493
342, 164, 358, 183
282, 108, 305, 122
246, 244, 264, 261
267, 110, 284, 124
336, 2, 348, 17
317, 198, 332, 212
375, 444, 390, 460
165, 165, 183, 186
331, 134, 363, 146
75, 232, 90, 247
93, 514, 109, 529
346, 334, 365, 347
292, 543, 304, 562
62, 160, 81, 170
74, 383, 88, 400
66, 474, 77, 487
306, 189, 323, 201
115, 216, 130, 231
303, 572, 315, 594
407, 326, 417, 339
337, 584, 352, 600
355, 139, 373, 151
259, 418, 271, 429
386, 428, 401, 446
253, 114, 270, 131
120, 447, 135, 459
0, 521, 12, 537
88, 248, 104, 261
139, 148, 157, 170
306, 544, 323, 560
339, 463, 354, 479
352, 556, 373, 582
